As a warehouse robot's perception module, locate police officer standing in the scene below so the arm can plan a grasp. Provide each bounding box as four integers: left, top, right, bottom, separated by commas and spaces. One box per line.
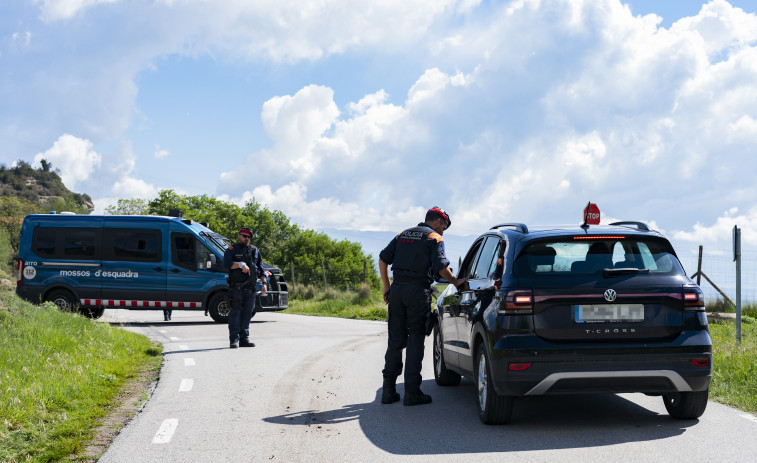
224, 227, 267, 349
379, 207, 467, 405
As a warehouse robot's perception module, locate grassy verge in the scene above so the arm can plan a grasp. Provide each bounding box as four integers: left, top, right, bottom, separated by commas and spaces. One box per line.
286, 284, 388, 320
709, 319, 757, 414
0, 289, 162, 462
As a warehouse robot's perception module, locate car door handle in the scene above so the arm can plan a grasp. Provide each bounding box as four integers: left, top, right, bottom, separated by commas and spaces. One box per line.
170, 268, 181, 273
153, 267, 164, 272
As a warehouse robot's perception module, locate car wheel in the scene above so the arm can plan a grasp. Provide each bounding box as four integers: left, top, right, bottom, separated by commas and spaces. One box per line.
433, 325, 461, 386
475, 344, 513, 425
46, 289, 76, 312
208, 293, 230, 323
663, 389, 709, 419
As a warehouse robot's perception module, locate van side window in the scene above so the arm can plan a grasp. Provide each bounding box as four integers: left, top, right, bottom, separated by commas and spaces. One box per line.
33, 228, 57, 257
32, 227, 99, 259
172, 233, 196, 270
103, 229, 161, 262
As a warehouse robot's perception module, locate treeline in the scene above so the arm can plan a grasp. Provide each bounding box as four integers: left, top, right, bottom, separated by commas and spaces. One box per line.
106, 190, 380, 290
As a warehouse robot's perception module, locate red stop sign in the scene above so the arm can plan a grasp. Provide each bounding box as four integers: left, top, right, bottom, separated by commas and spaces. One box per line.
583, 203, 600, 225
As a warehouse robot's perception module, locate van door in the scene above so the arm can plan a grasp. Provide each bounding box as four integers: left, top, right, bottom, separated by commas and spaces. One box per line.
100, 222, 167, 307
166, 228, 224, 309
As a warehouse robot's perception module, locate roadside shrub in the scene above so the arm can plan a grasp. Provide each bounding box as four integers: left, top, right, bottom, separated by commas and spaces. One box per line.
353, 283, 374, 304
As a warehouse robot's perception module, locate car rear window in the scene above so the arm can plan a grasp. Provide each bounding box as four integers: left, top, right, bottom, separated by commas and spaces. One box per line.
514, 236, 685, 278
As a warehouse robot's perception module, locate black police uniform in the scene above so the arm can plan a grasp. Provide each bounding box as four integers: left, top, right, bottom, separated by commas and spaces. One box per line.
379, 222, 450, 396
224, 241, 264, 345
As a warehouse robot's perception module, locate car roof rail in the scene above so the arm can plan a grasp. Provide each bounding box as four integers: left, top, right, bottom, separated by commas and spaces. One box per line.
490, 223, 529, 233
609, 221, 650, 231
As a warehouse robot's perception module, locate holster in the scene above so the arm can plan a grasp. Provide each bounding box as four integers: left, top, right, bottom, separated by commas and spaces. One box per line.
425, 310, 438, 336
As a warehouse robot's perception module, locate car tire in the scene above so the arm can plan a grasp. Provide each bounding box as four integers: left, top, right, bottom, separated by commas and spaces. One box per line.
663, 389, 709, 420
475, 343, 513, 425
208, 292, 230, 324
46, 289, 76, 313
433, 325, 461, 386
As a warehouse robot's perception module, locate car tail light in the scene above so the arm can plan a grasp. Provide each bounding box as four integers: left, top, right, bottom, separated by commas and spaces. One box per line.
502, 290, 533, 313
508, 363, 532, 371
16, 258, 23, 286
683, 286, 705, 311
691, 359, 710, 367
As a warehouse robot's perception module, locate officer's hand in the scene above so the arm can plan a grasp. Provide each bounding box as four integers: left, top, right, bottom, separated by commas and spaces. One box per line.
455, 278, 468, 291
261, 283, 267, 296
382, 288, 391, 304
239, 262, 250, 274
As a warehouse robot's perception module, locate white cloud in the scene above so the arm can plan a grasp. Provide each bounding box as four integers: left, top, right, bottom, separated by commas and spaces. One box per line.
673, 207, 757, 246
33, 134, 101, 190
154, 145, 170, 159
35, 0, 121, 22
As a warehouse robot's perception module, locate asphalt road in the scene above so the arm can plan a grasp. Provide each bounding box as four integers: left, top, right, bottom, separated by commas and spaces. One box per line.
98, 309, 757, 463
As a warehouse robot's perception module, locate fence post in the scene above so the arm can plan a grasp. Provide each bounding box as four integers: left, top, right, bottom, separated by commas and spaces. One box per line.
290, 261, 295, 294
321, 258, 327, 290
696, 245, 703, 286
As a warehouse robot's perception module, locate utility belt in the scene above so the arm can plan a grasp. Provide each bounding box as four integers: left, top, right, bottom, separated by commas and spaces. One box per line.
392, 274, 431, 289
227, 278, 255, 291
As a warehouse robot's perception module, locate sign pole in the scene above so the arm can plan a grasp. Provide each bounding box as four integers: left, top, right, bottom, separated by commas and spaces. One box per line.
734, 225, 742, 344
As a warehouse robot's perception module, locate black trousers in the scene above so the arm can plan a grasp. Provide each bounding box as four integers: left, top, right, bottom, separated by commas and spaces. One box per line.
382, 282, 431, 393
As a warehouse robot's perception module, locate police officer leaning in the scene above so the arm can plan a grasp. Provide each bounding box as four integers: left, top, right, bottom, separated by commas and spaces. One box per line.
224, 227, 267, 349
378, 207, 467, 406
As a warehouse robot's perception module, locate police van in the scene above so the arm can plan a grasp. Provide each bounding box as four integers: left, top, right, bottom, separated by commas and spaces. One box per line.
14, 213, 288, 322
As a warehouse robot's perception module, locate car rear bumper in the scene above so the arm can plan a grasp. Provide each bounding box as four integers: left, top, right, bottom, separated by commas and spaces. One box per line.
488, 331, 712, 396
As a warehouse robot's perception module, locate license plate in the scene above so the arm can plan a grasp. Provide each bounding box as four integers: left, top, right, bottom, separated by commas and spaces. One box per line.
574, 304, 644, 323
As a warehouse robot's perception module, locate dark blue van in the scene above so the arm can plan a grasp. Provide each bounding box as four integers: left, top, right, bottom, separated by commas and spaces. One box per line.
14, 214, 288, 322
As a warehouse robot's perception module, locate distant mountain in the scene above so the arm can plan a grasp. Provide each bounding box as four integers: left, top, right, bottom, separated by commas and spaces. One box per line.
0, 160, 94, 212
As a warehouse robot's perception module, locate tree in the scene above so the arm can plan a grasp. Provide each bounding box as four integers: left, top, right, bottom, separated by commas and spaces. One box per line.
142, 190, 379, 288
105, 198, 150, 215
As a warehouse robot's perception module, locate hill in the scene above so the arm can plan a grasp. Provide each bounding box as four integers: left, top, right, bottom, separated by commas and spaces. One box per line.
0, 160, 94, 212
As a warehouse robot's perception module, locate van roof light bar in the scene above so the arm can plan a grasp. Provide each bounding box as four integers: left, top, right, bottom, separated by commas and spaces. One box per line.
609, 221, 649, 231
490, 223, 529, 233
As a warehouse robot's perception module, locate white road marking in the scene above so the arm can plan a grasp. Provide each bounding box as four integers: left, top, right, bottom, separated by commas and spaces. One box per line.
170, 336, 180, 341
184, 358, 195, 366
179, 379, 194, 392
179, 344, 188, 350
152, 419, 178, 444
159, 330, 167, 333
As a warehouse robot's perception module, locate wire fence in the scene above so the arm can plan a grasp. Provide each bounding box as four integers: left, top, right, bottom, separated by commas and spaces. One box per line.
677, 246, 757, 305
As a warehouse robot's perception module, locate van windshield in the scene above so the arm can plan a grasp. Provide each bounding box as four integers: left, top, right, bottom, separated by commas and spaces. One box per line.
202, 233, 233, 256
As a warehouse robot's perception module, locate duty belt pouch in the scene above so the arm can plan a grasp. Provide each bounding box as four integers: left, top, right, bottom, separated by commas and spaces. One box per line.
425, 310, 438, 336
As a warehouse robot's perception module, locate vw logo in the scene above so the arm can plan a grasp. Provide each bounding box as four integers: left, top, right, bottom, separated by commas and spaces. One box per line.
604, 289, 617, 302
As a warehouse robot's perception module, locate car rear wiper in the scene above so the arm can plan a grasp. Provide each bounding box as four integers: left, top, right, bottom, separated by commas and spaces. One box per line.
603, 267, 650, 277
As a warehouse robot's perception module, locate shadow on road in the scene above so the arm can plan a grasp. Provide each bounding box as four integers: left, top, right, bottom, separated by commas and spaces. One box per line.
263, 379, 697, 455
109, 320, 273, 327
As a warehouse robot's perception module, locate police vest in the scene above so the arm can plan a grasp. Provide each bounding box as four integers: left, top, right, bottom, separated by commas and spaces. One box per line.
379, 223, 449, 288
227, 242, 259, 286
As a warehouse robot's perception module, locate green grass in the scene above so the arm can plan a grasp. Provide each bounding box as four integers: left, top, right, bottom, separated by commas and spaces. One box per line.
286, 284, 388, 320
706, 299, 757, 318
709, 320, 757, 414
0, 290, 162, 462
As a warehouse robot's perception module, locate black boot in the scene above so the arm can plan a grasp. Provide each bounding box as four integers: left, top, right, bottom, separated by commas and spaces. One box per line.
404, 390, 432, 406
381, 377, 400, 404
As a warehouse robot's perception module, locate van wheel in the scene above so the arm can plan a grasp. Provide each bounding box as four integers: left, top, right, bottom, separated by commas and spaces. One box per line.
475, 344, 513, 425
46, 290, 76, 313
208, 293, 230, 323
663, 389, 709, 419
434, 325, 461, 386
80, 307, 105, 319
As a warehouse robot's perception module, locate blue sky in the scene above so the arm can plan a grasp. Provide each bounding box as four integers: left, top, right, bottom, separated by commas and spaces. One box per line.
2, 0, 757, 291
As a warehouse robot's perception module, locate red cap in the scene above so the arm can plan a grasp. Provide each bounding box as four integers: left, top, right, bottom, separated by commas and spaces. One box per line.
428, 207, 451, 228
238, 227, 252, 237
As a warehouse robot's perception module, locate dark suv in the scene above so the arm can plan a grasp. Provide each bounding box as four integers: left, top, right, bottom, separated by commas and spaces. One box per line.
433, 221, 712, 424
